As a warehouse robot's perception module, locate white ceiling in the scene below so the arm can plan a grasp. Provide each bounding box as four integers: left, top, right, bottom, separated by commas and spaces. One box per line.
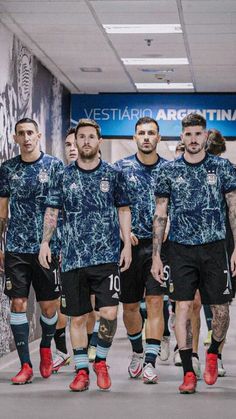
1, 0, 236, 93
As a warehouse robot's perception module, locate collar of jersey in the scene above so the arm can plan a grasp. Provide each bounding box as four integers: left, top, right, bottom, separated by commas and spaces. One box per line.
182, 152, 209, 167
75, 159, 102, 173
135, 153, 160, 168
20, 151, 44, 165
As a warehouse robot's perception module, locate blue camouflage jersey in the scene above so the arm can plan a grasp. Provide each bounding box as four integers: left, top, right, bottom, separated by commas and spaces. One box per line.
46, 159, 130, 272
115, 154, 166, 238
155, 153, 236, 245
0, 152, 64, 254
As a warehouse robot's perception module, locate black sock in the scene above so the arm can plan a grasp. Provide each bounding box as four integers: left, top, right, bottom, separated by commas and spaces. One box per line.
208, 336, 224, 355
10, 313, 32, 367
40, 314, 57, 348
192, 352, 199, 360
127, 330, 143, 354
87, 333, 93, 347
218, 353, 222, 360
163, 300, 170, 337
54, 327, 67, 354
179, 349, 195, 375
174, 344, 178, 352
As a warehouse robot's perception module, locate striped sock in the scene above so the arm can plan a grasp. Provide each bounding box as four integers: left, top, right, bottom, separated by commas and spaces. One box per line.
73, 348, 89, 372
95, 339, 111, 362
127, 331, 143, 354
10, 312, 31, 366
144, 339, 161, 367
40, 312, 58, 348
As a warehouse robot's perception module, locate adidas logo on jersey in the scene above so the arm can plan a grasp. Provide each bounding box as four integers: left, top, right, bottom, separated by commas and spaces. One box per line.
112, 292, 119, 299
176, 176, 185, 184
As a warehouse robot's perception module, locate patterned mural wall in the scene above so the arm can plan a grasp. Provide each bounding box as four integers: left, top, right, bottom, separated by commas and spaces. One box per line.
0, 22, 71, 357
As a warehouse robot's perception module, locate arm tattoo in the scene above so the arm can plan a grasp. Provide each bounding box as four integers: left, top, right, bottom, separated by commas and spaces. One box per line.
226, 190, 236, 245
153, 197, 168, 256
42, 208, 58, 243
0, 217, 7, 250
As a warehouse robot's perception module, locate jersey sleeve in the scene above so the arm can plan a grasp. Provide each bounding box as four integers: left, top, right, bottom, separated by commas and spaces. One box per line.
221, 159, 236, 194
0, 163, 10, 197
46, 160, 64, 209
154, 164, 171, 198
114, 168, 131, 207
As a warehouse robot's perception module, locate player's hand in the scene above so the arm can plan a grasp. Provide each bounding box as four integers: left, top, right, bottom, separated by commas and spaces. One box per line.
151, 255, 164, 284
119, 243, 132, 272
39, 242, 51, 269
130, 232, 139, 246
0, 250, 5, 273
231, 248, 236, 277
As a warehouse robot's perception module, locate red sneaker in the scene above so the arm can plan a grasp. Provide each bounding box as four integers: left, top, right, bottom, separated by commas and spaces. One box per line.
93, 361, 111, 390
179, 372, 197, 394
11, 363, 33, 385
69, 369, 90, 392
204, 352, 218, 385
39, 348, 53, 378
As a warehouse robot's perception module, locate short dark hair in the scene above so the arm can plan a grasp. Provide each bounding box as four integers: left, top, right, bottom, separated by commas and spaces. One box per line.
135, 117, 159, 133
15, 118, 39, 133
75, 119, 101, 139
181, 113, 206, 131
206, 129, 226, 155
66, 127, 76, 138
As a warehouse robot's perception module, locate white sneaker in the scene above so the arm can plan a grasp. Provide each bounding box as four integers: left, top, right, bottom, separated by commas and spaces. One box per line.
173, 349, 182, 367
218, 358, 226, 377
88, 345, 96, 363
142, 363, 158, 384
52, 350, 71, 373
128, 352, 143, 378
159, 336, 170, 361
192, 356, 201, 380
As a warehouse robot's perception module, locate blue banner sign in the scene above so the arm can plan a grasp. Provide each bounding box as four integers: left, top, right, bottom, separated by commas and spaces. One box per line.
71, 94, 236, 138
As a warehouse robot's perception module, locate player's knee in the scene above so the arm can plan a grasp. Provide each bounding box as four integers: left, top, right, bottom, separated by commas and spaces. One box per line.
11, 298, 27, 313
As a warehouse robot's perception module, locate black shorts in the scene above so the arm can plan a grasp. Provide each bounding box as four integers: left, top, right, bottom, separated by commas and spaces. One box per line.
4, 252, 60, 302
120, 239, 169, 304
60, 263, 120, 316
168, 240, 232, 305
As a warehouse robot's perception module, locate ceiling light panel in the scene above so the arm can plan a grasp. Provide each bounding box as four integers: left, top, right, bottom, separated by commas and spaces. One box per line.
103, 24, 182, 34
135, 83, 194, 89
122, 58, 189, 65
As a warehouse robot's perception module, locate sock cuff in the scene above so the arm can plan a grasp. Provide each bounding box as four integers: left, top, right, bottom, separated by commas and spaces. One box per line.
40, 312, 58, 326
127, 331, 142, 340
10, 312, 28, 325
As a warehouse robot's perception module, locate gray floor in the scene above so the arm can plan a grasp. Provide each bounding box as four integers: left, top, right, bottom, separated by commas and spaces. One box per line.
0, 303, 236, 419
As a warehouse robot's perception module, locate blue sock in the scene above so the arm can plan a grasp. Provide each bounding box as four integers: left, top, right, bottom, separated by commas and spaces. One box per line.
10, 312, 31, 367
144, 339, 161, 367
73, 348, 89, 372
127, 330, 143, 354
40, 313, 58, 348
95, 338, 111, 362
90, 320, 100, 347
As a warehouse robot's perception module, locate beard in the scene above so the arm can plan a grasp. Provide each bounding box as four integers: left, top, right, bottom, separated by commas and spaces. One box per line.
137, 143, 156, 155
185, 142, 205, 155
79, 146, 99, 160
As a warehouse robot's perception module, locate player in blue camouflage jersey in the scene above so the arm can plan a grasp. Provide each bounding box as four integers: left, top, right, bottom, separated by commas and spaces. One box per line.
39, 118, 131, 392
151, 113, 236, 394
115, 117, 169, 384
0, 118, 64, 384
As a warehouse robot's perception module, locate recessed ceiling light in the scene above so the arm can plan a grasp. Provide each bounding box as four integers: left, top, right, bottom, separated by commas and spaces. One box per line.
103, 24, 182, 34
122, 58, 189, 65
139, 68, 174, 74
135, 83, 194, 90
80, 67, 102, 72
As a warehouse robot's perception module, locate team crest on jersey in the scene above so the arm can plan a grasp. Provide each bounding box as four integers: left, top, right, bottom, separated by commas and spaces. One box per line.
207, 172, 217, 185
100, 179, 110, 192
38, 169, 49, 183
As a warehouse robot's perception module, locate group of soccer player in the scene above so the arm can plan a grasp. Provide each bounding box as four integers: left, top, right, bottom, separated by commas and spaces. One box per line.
0, 111, 235, 395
